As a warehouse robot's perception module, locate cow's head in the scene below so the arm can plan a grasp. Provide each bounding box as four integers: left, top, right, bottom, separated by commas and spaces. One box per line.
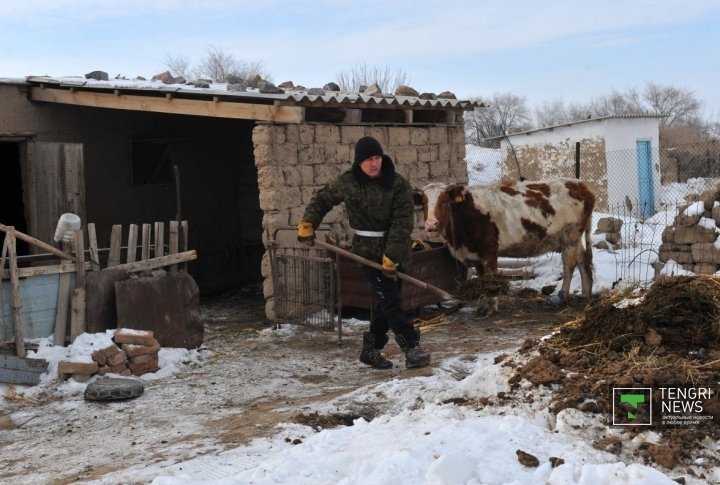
413, 183, 466, 234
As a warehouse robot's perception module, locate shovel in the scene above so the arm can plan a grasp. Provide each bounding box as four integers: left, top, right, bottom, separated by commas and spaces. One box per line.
313, 239, 456, 303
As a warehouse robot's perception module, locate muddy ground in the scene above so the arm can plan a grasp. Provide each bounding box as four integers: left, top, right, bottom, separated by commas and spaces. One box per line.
0, 286, 578, 485
1, 281, 717, 483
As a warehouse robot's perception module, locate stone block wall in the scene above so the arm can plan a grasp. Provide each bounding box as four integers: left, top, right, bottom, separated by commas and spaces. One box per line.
253, 123, 468, 319
657, 185, 720, 276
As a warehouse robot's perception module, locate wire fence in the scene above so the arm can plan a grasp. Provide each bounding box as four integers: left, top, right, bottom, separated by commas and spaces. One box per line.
464, 141, 720, 291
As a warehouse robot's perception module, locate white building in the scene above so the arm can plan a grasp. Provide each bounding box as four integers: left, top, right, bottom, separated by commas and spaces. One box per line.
492, 115, 663, 215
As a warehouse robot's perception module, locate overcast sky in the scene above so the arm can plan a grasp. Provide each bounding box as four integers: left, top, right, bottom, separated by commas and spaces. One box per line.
2, 0, 719, 117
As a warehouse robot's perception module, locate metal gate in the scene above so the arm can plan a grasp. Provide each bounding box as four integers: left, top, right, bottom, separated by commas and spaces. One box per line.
266, 228, 342, 342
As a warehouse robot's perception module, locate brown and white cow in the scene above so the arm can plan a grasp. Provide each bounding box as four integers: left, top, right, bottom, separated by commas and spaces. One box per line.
413, 178, 596, 310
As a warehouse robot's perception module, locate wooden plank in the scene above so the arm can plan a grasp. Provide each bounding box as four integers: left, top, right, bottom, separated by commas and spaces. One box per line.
63, 144, 85, 217
0, 223, 76, 262
30, 87, 306, 123
74, 230, 86, 289
181, 221, 189, 251
103, 250, 197, 273
107, 225, 122, 268
87, 223, 100, 271
24, 142, 61, 249
126, 224, 138, 263
1, 261, 92, 279
69, 287, 86, 343
180, 221, 189, 272
24, 142, 86, 251
7, 230, 25, 357
141, 223, 151, 262
53, 273, 71, 346
169, 221, 179, 273
0, 236, 7, 274
154, 222, 165, 257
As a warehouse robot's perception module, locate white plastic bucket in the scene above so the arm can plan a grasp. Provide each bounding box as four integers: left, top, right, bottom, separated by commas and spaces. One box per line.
53, 213, 82, 243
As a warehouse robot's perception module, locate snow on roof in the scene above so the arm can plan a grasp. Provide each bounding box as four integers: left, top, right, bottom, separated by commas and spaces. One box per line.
2, 75, 480, 111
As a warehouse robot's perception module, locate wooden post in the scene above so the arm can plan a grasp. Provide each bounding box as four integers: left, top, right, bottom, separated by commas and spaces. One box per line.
53, 272, 71, 346
54, 241, 73, 346
70, 288, 86, 343
0, 235, 8, 275
141, 223, 151, 262
154, 222, 165, 258
127, 224, 138, 263
87, 223, 101, 271
180, 220, 189, 272
74, 230, 86, 290
107, 225, 122, 268
169, 221, 179, 273
7, 228, 25, 358
71, 228, 87, 341
575, 142, 581, 179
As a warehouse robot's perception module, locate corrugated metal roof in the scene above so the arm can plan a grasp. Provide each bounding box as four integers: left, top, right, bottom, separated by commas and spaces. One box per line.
486, 114, 665, 140
11, 76, 481, 111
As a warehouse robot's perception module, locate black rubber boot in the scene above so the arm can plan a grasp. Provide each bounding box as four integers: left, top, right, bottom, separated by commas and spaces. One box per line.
395, 332, 431, 368
359, 332, 393, 369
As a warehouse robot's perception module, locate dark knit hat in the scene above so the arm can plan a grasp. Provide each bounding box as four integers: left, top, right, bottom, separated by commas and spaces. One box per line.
354, 136, 384, 166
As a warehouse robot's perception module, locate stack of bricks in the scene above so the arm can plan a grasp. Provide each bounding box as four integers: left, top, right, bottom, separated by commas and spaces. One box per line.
57, 329, 161, 381
657, 185, 720, 276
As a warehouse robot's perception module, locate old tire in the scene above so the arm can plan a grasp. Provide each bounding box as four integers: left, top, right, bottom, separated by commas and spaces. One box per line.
84, 378, 144, 401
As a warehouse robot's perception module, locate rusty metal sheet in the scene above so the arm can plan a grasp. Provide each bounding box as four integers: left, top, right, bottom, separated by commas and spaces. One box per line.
85, 270, 131, 333
338, 246, 463, 311
114, 271, 203, 349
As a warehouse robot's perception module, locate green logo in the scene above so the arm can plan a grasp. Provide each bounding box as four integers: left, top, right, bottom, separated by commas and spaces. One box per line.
620, 393, 645, 419
613, 388, 652, 426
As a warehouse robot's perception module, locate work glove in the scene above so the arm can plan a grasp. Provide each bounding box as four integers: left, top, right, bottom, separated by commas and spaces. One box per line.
381, 254, 399, 280
297, 221, 315, 245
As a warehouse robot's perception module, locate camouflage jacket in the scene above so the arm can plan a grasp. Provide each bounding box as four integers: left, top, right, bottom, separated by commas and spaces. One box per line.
302, 155, 414, 267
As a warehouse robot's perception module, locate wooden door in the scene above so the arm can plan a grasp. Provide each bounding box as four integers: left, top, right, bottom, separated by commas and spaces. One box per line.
636, 140, 654, 217
23, 142, 85, 249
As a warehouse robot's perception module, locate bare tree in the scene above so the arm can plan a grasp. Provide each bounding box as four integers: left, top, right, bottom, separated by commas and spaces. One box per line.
565, 101, 593, 122
534, 99, 571, 127
465, 92, 531, 146
336, 62, 411, 93
589, 88, 645, 117
164, 45, 271, 83
643, 82, 702, 126
164, 54, 192, 80
196, 45, 270, 83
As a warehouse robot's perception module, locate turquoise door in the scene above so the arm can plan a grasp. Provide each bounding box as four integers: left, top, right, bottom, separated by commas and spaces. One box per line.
636, 140, 654, 217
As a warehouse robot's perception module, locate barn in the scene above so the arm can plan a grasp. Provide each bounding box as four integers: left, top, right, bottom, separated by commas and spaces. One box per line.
0, 75, 477, 318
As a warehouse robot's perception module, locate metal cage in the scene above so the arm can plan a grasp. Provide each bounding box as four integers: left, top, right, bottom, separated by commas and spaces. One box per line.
266, 228, 342, 343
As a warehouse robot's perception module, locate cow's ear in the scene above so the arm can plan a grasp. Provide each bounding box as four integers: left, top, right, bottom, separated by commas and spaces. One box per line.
411, 189, 425, 206
446, 184, 465, 204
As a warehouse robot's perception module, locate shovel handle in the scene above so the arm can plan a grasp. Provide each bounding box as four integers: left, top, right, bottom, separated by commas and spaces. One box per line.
314, 239, 454, 301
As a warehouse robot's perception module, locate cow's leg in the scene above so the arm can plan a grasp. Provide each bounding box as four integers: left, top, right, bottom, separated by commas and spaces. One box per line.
576, 242, 593, 299
473, 259, 500, 317
560, 245, 579, 297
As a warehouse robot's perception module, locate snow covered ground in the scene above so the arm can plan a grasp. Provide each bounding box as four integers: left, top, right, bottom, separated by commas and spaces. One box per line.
2, 173, 718, 484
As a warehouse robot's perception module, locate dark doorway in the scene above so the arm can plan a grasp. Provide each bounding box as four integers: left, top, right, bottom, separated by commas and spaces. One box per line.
0, 142, 29, 255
